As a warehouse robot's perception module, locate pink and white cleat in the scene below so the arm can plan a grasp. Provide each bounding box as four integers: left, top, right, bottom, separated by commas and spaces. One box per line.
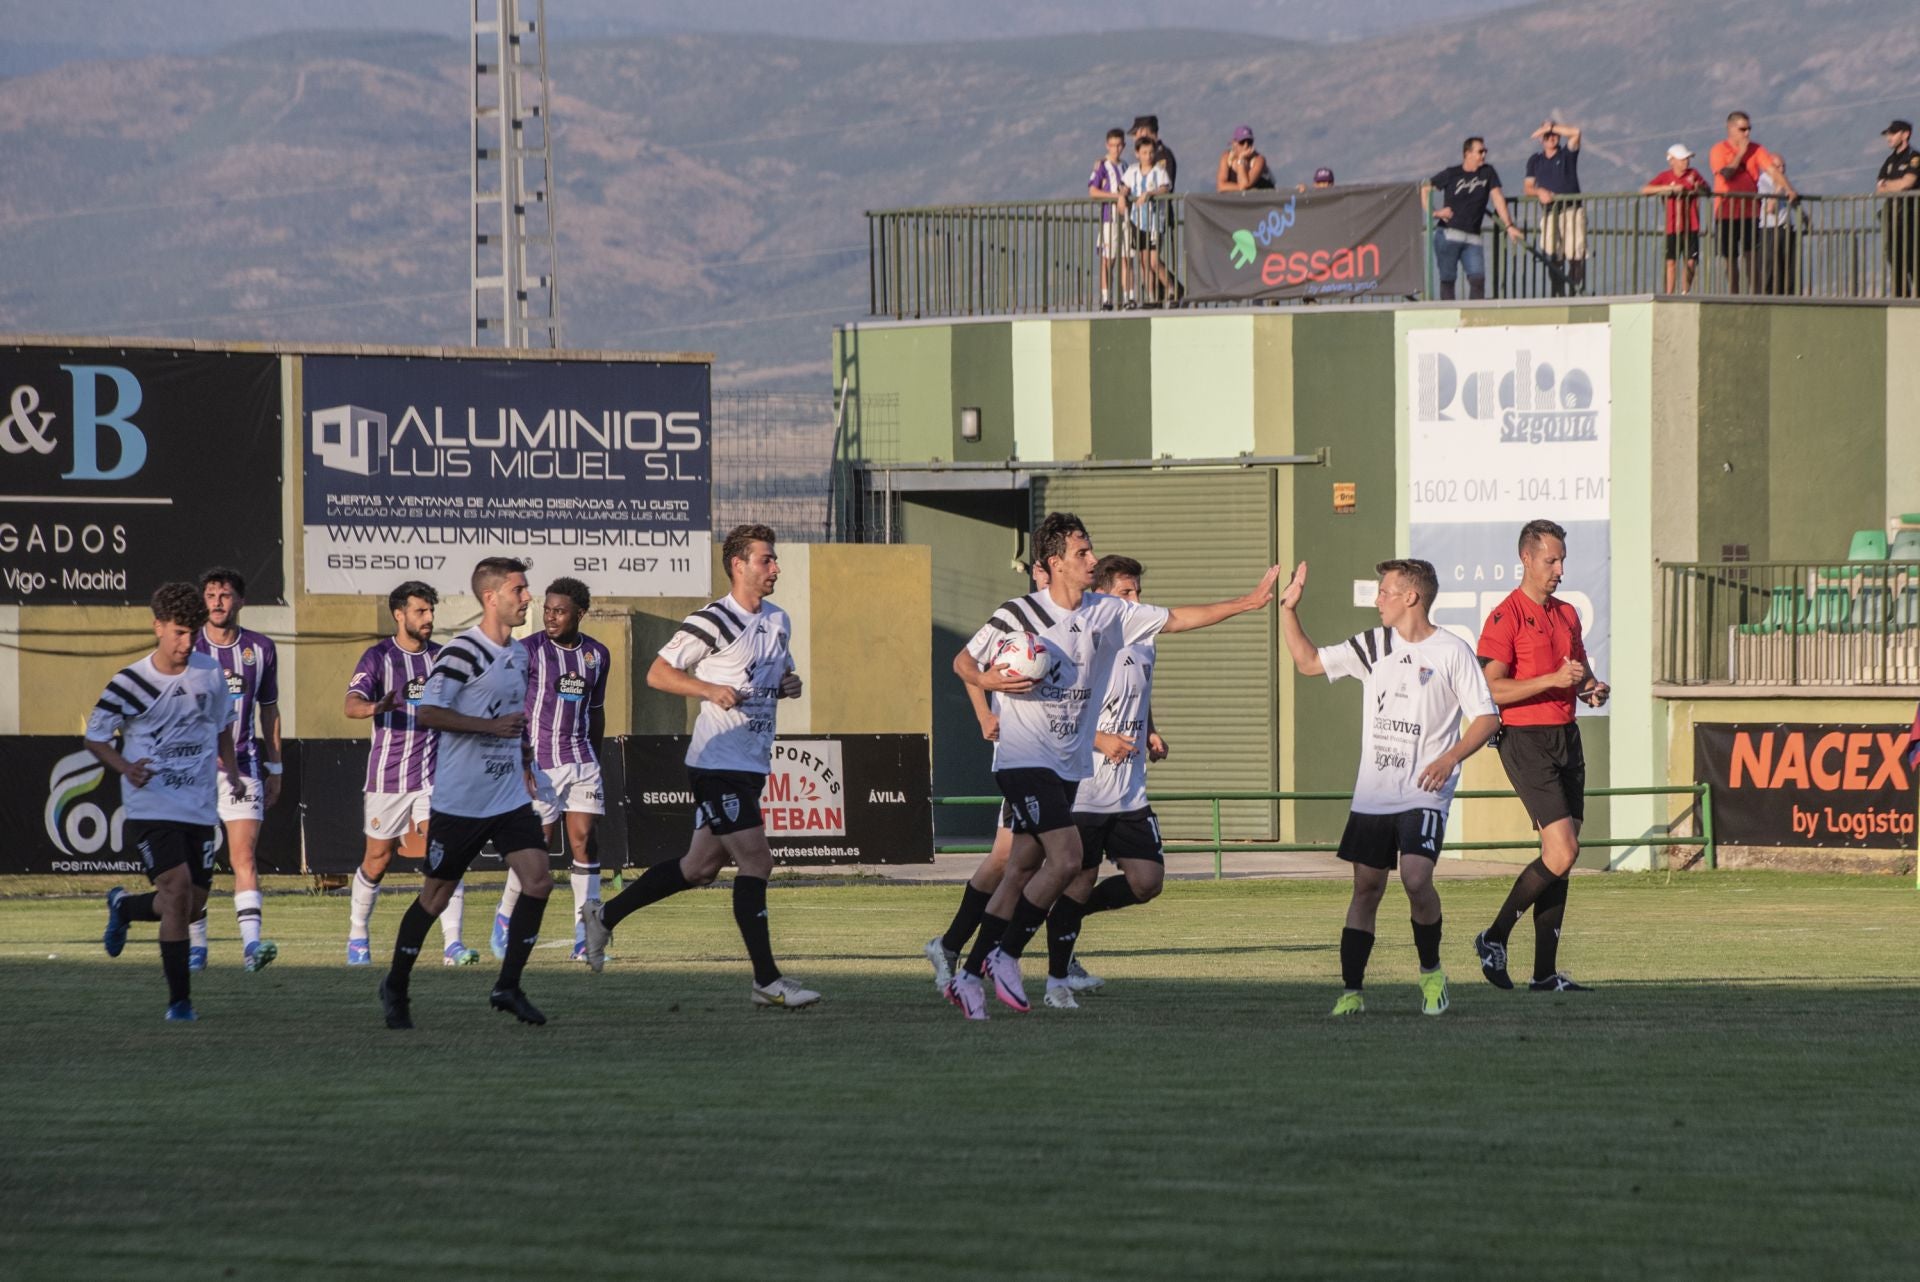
945, 972, 989, 1021
984, 947, 1030, 1013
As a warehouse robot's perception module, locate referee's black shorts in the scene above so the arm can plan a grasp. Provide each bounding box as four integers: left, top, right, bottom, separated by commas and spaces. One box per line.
1496, 723, 1586, 829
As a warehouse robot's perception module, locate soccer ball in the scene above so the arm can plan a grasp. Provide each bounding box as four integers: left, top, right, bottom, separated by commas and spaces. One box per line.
991, 632, 1050, 681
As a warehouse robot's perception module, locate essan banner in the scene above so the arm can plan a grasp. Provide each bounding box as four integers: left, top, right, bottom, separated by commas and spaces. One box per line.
1695, 723, 1917, 848
1182, 185, 1422, 302
301, 355, 710, 597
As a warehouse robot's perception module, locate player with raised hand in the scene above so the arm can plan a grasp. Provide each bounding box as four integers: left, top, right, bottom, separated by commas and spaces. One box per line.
342, 581, 477, 967
944, 512, 1280, 1020
93, 583, 246, 1021
192, 566, 281, 973
581, 524, 820, 1009
377, 557, 552, 1030
1279, 559, 1500, 1016
489, 576, 611, 964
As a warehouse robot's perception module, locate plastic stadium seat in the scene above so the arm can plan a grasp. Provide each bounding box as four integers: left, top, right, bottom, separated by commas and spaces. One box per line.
1795, 586, 1853, 634
1738, 586, 1808, 635
1893, 586, 1920, 631
1891, 529, 1920, 562
1848, 529, 1889, 560
1854, 586, 1892, 631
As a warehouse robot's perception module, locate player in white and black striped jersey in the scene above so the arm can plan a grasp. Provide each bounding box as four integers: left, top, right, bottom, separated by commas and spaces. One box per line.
1279, 558, 1500, 1018
582, 524, 820, 1009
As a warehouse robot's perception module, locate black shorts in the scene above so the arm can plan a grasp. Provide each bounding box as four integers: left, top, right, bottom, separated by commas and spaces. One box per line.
1497, 723, 1587, 829
997, 799, 1015, 831
689, 768, 767, 836
1073, 807, 1164, 868
1337, 809, 1446, 870
1714, 217, 1755, 259
1664, 229, 1700, 262
128, 819, 217, 889
994, 768, 1080, 836
424, 804, 546, 881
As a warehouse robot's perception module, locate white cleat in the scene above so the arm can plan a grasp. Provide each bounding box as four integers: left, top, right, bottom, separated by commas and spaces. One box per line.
984, 947, 1030, 1013
945, 972, 989, 1021
924, 937, 957, 990
579, 901, 611, 974
1065, 957, 1105, 992
1043, 979, 1080, 1010
752, 976, 821, 1009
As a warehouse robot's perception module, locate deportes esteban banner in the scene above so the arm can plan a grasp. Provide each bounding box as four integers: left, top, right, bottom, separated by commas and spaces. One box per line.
1181, 184, 1423, 302
1694, 723, 1917, 849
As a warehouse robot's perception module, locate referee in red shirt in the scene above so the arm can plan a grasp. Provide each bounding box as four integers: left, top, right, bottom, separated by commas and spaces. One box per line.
1471, 520, 1609, 991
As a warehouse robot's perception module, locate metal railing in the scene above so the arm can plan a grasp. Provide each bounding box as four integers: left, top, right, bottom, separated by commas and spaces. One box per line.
867, 190, 1920, 318
1662, 560, 1920, 687
932, 785, 1712, 873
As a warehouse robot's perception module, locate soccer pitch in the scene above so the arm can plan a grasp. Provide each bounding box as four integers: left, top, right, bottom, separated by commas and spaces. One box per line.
3, 873, 1915, 1281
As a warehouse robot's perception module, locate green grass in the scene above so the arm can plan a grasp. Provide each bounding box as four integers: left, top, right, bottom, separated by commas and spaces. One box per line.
2, 873, 1916, 1281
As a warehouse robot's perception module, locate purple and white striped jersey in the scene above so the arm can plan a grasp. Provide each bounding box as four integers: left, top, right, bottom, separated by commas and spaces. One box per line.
347, 637, 442, 793
522, 631, 610, 769
193, 627, 278, 778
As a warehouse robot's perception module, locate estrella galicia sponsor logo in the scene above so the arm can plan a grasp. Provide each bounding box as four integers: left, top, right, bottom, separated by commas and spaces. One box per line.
1415, 347, 1598, 443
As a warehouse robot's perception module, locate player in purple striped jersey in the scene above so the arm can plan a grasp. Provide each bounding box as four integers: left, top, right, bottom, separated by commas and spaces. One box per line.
343, 581, 477, 967
490, 577, 612, 962
193, 567, 281, 973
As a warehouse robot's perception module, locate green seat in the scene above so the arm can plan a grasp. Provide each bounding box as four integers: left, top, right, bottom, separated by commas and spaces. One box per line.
1738, 585, 1808, 634
1854, 585, 1893, 631
1794, 586, 1854, 634
1818, 530, 1887, 579
1891, 529, 1920, 562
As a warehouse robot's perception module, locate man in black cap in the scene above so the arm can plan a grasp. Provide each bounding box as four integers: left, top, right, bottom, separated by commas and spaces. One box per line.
1130, 116, 1177, 191
1875, 119, 1919, 298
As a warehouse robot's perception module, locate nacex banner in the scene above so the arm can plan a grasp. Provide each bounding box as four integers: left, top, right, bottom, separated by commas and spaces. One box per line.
1181, 184, 1423, 302
1694, 723, 1917, 848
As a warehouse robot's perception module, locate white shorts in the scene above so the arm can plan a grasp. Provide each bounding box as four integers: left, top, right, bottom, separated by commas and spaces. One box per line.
218, 774, 266, 824
363, 788, 433, 841
532, 761, 605, 824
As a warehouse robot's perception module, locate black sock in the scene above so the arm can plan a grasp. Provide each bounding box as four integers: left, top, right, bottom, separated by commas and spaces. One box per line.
1412, 916, 1442, 971
602, 857, 690, 931
1532, 877, 1570, 980
940, 883, 992, 955
159, 938, 190, 1005
1046, 896, 1088, 980
732, 876, 781, 987
1084, 875, 1143, 915
963, 913, 1008, 976
1339, 927, 1375, 990
386, 900, 437, 992
123, 892, 162, 922
496, 893, 548, 990
1485, 858, 1556, 945
998, 892, 1051, 960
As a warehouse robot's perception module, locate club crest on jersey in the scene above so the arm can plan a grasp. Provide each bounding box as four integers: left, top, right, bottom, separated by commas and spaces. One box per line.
1419, 666, 1435, 685
585, 650, 599, 668
241, 645, 257, 666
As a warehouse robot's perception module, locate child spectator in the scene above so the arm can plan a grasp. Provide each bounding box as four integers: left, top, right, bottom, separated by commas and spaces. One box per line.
1088, 128, 1131, 310
1642, 144, 1709, 295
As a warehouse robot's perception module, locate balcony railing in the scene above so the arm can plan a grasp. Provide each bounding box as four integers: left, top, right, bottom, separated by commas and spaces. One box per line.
867, 190, 1920, 319
1661, 560, 1920, 688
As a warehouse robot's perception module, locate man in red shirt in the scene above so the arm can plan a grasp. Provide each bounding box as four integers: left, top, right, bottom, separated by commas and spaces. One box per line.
1472, 520, 1609, 992
1708, 111, 1795, 295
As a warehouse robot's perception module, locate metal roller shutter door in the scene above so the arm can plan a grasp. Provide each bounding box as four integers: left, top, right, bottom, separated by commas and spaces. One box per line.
1030, 471, 1278, 840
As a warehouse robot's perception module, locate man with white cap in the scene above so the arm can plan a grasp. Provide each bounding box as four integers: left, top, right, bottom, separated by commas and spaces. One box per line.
1642, 144, 1709, 294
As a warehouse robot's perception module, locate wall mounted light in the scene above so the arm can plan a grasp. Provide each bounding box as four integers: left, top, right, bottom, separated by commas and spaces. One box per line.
960, 407, 981, 442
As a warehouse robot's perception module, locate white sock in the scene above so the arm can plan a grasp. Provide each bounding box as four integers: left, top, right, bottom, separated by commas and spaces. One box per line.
497, 868, 522, 920
570, 861, 599, 925
441, 881, 466, 948
349, 869, 381, 939
189, 916, 208, 950
234, 889, 263, 948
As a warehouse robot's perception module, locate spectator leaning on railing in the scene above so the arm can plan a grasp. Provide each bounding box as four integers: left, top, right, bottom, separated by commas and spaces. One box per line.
1089, 127, 1132, 311
1216, 125, 1275, 192
1130, 115, 1177, 191
1427, 137, 1524, 301
1875, 118, 1919, 298
1709, 111, 1795, 295
1125, 134, 1179, 307
1642, 144, 1709, 295
1524, 120, 1585, 296
1754, 158, 1807, 297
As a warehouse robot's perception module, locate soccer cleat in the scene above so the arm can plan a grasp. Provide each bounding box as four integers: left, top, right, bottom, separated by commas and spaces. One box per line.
1065, 957, 1105, 992
579, 901, 611, 974
924, 937, 956, 991
1043, 979, 1080, 1010
752, 977, 822, 1009
188, 946, 208, 973
443, 944, 481, 967
163, 1000, 198, 1023
984, 947, 1030, 1013
1529, 972, 1592, 992
490, 986, 548, 1025
1330, 991, 1366, 1017
103, 886, 129, 958
1473, 930, 1513, 990
1418, 969, 1450, 1016
945, 972, 989, 1021
489, 911, 510, 961
243, 940, 278, 973
346, 937, 372, 966
379, 977, 413, 1030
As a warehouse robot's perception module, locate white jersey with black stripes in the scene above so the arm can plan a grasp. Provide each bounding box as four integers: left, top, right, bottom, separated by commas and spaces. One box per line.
1073, 637, 1156, 814
965, 590, 1170, 780
418, 627, 530, 818
84, 652, 235, 825
658, 593, 794, 774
